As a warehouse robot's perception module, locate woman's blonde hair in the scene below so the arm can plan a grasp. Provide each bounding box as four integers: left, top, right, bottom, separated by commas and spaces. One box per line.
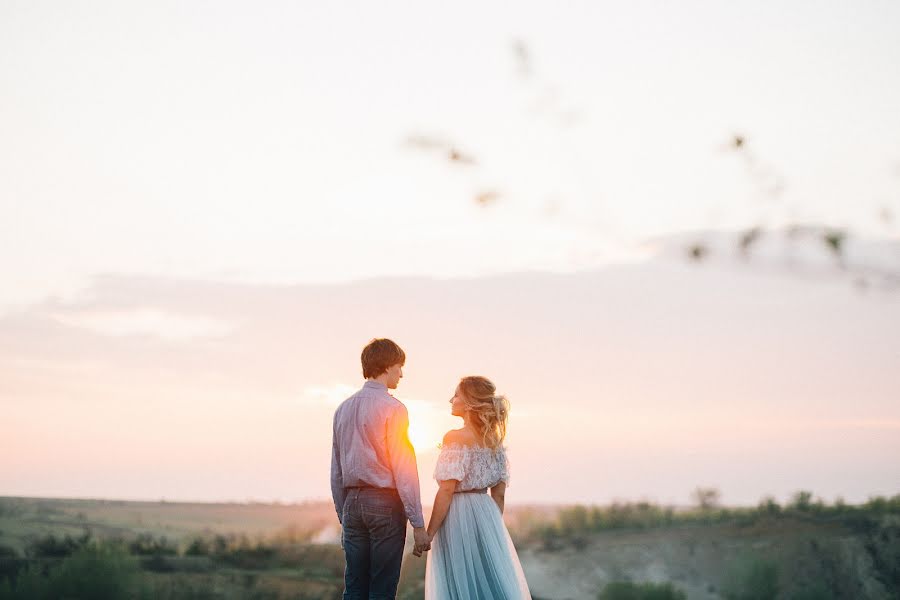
458, 376, 509, 449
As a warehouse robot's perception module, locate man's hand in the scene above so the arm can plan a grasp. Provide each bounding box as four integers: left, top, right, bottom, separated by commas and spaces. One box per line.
412, 526, 431, 557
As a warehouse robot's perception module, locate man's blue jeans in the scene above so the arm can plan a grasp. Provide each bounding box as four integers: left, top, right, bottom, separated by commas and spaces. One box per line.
341, 487, 407, 600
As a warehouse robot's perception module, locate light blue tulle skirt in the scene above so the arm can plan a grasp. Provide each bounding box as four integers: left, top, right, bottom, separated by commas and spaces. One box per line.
425, 493, 532, 600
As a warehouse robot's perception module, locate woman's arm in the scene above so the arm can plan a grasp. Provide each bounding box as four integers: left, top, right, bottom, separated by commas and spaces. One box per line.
490, 481, 506, 515
426, 479, 458, 539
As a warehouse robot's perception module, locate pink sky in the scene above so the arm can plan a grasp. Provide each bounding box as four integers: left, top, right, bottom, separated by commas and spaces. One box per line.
3, 246, 898, 506
2, 1, 899, 508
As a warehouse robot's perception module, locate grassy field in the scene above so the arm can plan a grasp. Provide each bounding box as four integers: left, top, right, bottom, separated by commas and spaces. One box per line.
1, 494, 898, 599
0, 497, 337, 554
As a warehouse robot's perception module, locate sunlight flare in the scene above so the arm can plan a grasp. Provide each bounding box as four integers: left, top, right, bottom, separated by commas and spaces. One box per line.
403, 397, 443, 453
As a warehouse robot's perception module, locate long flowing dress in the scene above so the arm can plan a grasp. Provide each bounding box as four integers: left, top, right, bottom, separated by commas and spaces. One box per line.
424, 443, 532, 600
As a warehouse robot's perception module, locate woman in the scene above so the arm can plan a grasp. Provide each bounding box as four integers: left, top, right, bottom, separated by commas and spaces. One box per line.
423, 376, 532, 600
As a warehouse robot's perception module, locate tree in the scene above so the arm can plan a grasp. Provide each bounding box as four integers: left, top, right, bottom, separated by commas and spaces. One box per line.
691, 487, 722, 511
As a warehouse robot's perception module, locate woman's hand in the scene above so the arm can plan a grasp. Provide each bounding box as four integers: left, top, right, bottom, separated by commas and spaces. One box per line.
412, 526, 431, 557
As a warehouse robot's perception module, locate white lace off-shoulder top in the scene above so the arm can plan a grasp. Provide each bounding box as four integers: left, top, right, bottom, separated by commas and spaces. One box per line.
433, 443, 510, 491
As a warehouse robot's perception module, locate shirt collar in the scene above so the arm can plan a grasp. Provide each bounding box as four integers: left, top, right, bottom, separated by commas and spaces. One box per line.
363, 380, 388, 391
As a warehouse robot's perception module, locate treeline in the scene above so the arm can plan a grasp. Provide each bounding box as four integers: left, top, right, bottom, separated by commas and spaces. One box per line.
597, 581, 686, 600
2, 530, 344, 571
520, 491, 900, 548
0, 531, 346, 599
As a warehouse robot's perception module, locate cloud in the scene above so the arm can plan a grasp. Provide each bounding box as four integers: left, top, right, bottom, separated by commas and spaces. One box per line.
51, 307, 235, 341
1, 252, 898, 503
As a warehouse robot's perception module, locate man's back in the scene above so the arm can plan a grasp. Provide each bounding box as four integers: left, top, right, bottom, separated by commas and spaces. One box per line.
330, 379, 424, 528
332, 381, 402, 490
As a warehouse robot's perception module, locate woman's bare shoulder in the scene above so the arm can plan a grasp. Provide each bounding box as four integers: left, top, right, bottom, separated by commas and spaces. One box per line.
441, 429, 463, 445
442, 428, 480, 447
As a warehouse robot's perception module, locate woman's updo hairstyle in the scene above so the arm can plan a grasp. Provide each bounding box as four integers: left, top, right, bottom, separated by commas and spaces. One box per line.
458, 376, 509, 450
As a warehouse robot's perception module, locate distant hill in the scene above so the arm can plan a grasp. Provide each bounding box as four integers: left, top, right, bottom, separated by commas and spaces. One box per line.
0, 496, 337, 556
1, 495, 897, 599
519, 516, 899, 600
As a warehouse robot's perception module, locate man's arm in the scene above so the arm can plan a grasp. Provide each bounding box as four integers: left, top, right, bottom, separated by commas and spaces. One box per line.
330, 419, 345, 524
385, 404, 425, 529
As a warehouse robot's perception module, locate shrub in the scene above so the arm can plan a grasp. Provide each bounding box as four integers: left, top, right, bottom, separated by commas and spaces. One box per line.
598, 581, 687, 600
184, 536, 211, 556
218, 541, 277, 570
557, 504, 590, 535
127, 533, 177, 556
0, 541, 141, 600
864, 495, 900, 514
758, 496, 781, 516
789, 491, 814, 513
723, 557, 779, 600
25, 532, 92, 558
788, 581, 836, 600
691, 487, 722, 510
864, 517, 900, 594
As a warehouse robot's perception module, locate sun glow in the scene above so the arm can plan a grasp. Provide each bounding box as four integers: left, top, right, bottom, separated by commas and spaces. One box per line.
404, 398, 443, 453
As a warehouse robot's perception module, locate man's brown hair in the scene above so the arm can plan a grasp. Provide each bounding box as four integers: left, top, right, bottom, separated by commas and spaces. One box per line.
361, 338, 406, 379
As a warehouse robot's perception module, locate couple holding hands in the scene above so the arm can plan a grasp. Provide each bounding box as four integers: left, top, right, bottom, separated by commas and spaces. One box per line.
330, 338, 532, 600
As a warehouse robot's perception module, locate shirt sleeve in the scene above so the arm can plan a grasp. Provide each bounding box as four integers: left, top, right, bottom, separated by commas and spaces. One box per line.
330, 414, 345, 524
385, 404, 425, 528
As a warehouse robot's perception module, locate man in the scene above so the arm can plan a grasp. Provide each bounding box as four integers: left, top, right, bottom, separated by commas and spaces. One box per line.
330, 338, 430, 600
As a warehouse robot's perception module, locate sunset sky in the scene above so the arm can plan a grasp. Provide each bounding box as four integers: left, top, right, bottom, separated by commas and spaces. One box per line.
1, 1, 898, 507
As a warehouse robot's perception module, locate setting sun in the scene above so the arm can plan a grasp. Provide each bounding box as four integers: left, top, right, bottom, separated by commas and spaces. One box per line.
404, 398, 443, 453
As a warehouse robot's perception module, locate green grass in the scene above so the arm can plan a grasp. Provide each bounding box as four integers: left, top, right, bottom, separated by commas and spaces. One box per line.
1, 494, 897, 599
598, 581, 687, 600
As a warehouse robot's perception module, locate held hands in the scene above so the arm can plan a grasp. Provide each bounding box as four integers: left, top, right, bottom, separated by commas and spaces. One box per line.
412, 527, 432, 557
